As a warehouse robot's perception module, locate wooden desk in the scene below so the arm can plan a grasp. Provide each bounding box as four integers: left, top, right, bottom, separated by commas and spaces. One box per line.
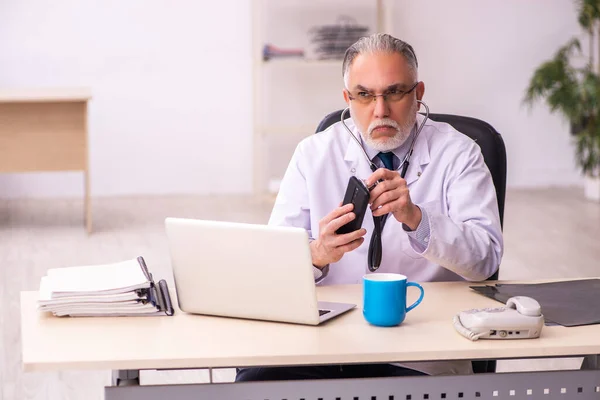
19, 281, 600, 399
0, 88, 92, 232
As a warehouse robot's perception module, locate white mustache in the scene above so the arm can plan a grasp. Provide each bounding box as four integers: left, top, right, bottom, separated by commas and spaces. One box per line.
368, 118, 401, 135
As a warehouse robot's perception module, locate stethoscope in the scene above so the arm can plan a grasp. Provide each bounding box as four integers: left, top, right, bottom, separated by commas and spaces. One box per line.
340, 99, 430, 178
340, 99, 430, 271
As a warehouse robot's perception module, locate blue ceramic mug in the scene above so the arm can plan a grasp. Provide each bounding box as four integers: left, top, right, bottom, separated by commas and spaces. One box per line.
363, 273, 425, 327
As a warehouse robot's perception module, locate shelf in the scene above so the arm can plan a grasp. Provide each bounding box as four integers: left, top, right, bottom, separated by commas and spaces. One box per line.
257, 124, 318, 136
252, 0, 390, 195
260, 58, 343, 68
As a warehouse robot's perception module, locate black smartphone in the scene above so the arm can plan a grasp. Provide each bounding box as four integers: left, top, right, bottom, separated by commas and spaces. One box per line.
336, 176, 370, 235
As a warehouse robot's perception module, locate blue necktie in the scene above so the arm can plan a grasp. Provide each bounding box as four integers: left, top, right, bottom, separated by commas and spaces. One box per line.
377, 152, 395, 170
369, 152, 395, 272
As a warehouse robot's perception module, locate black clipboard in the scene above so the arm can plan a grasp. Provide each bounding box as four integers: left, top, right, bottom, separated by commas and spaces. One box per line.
470, 279, 600, 327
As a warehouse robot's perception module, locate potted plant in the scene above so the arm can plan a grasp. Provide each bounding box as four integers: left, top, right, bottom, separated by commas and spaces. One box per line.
524, 0, 600, 201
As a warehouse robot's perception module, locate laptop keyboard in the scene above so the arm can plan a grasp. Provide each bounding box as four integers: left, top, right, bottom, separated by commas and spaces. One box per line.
319, 309, 331, 316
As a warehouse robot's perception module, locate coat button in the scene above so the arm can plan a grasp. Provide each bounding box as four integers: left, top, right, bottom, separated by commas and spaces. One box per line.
351, 168, 356, 173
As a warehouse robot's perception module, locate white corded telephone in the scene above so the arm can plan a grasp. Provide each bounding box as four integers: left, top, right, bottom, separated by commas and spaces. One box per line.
453, 296, 544, 341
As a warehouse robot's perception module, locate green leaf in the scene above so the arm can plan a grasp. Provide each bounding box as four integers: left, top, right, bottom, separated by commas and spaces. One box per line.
577, 0, 600, 30
524, 0, 600, 175
523, 44, 582, 122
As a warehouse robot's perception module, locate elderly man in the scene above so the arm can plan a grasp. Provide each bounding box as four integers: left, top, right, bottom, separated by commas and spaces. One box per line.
236, 33, 503, 381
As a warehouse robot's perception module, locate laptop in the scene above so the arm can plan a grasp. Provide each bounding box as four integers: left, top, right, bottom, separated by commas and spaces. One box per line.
164, 217, 356, 325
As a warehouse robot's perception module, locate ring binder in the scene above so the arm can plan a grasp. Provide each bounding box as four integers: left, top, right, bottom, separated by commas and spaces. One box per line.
136, 256, 153, 281
137, 256, 175, 316
158, 279, 174, 316
37, 256, 175, 317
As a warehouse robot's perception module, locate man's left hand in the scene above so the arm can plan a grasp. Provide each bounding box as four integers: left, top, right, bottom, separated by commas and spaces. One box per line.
365, 169, 422, 230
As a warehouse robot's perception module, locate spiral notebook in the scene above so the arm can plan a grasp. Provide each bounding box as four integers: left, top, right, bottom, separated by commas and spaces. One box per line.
37, 256, 174, 317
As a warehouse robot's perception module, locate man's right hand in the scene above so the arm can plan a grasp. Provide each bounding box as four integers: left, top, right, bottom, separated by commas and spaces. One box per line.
310, 203, 367, 268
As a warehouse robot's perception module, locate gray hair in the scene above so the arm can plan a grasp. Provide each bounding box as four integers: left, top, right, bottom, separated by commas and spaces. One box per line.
342, 33, 418, 86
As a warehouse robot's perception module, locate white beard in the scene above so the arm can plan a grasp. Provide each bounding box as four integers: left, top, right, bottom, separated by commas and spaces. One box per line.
360, 104, 418, 152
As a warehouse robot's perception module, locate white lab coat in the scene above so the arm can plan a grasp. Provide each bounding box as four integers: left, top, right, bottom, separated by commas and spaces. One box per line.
269, 114, 504, 285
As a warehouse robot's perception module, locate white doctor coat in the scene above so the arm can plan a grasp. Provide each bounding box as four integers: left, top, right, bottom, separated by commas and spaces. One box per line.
269, 114, 503, 285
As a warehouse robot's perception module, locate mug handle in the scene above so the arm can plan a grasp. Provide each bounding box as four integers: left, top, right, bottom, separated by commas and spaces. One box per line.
405, 282, 424, 312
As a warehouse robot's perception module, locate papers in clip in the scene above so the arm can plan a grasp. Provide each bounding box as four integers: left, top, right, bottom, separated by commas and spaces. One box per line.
37, 257, 174, 317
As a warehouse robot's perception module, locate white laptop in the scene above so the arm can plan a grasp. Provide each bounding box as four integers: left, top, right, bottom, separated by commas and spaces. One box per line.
164, 217, 356, 325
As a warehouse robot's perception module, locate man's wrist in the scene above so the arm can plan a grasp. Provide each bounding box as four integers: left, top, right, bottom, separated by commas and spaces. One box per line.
309, 238, 328, 268
404, 204, 423, 231
314, 263, 329, 271
403, 206, 431, 251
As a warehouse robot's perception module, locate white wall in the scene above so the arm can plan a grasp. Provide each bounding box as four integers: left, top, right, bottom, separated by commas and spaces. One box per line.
391, 0, 583, 188
0, 0, 253, 198
0, 0, 584, 198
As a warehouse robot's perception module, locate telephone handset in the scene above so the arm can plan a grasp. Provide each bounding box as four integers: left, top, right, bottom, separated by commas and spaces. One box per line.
453, 296, 544, 341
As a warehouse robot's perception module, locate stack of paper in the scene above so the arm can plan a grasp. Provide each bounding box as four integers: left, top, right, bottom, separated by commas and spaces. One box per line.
37, 258, 173, 317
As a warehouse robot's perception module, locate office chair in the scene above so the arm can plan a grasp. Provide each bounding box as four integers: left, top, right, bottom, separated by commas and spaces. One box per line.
315, 110, 507, 374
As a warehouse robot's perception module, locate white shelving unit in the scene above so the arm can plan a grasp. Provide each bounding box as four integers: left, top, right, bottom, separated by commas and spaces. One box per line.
251, 0, 392, 197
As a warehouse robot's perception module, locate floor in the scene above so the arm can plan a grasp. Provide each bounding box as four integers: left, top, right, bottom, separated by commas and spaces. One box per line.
1, 187, 599, 400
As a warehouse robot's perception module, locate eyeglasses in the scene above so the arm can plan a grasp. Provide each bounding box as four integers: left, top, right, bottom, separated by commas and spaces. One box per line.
347, 82, 419, 105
